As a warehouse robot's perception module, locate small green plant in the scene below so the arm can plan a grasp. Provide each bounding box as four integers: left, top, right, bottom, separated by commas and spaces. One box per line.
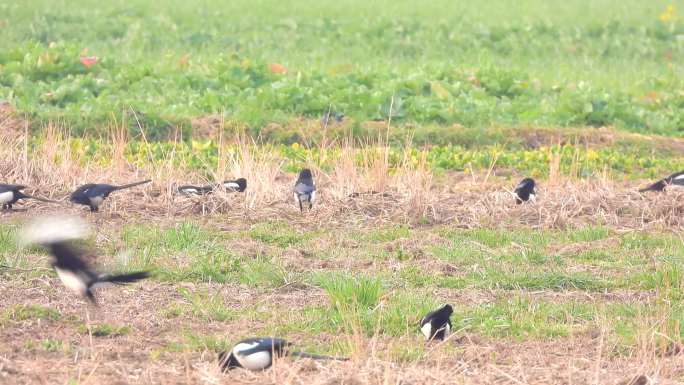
77, 323, 131, 337
1, 304, 60, 325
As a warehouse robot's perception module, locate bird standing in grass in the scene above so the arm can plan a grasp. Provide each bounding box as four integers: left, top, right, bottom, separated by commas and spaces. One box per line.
514, 177, 536, 204
218, 337, 346, 371
178, 178, 247, 196
222, 178, 247, 193
639, 171, 684, 192
20, 215, 149, 305
293, 169, 316, 212
70, 180, 151, 212
420, 304, 453, 341
0, 184, 55, 210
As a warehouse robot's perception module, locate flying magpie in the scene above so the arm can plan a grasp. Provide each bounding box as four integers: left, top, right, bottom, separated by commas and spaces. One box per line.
20, 216, 149, 305
0, 184, 55, 209
420, 304, 453, 341
639, 171, 684, 192
514, 177, 536, 204
293, 169, 316, 212
218, 337, 346, 371
70, 180, 151, 212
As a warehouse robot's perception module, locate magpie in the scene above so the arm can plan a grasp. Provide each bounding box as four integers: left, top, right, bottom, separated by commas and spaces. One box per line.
177, 184, 214, 196
514, 177, 536, 204
420, 304, 453, 341
218, 337, 346, 372
70, 180, 151, 212
178, 178, 247, 196
293, 169, 316, 212
0, 184, 55, 209
639, 171, 684, 192
222, 178, 247, 192
20, 216, 149, 305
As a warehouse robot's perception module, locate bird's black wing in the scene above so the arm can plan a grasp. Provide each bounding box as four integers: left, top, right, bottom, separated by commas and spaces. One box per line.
0, 184, 25, 193
239, 338, 291, 356
49, 242, 92, 272
294, 182, 315, 195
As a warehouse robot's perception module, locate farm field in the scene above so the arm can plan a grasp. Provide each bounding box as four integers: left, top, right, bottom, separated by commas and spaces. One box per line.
1, 0, 684, 385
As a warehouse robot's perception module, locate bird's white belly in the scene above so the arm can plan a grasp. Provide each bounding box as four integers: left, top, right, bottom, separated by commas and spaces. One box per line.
55, 267, 87, 295
89, 196, 104, 207
443, 322, 451, 336
233, 342, 272, 370
0, 191, 14, 204
310, 191, 316, 204
224, 182, 239, 189
529, 193, 536, 202
421, 323, 432, 339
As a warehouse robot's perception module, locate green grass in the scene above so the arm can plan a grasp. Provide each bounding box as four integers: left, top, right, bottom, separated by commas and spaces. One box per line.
2, 0, 684, 137
3, 218, 683, 360
1, 304, 60, 325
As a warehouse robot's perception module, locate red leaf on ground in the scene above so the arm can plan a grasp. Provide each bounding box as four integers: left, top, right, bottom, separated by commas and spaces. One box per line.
80, 56, 98, 67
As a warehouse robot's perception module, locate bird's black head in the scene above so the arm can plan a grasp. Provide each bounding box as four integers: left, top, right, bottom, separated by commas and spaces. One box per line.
218, 351, 241, 371
299, 169, 313, 179
439, 304, 454, 316
233, 178, 247, 192
520, 178, 535, 189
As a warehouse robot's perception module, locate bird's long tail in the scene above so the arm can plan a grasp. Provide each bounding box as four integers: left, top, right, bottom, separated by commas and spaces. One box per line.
639, 182, 663, 193
102, 271, 150, 284
290, 351, 349, 361
23, 194, 58, 203
114, 180, 152, 191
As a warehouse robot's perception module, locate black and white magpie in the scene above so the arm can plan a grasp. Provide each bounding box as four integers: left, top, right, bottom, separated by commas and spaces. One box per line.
0, 184, 55, 209
222, 178, 247, 193
293, 169, 316, 212
420, 304, 453, 341
178, 178, 247, 196
70, 180, 151, 212
177, 184, 214, 196
514, 177, 536, 204
20, 216, 149, 305
218, 337, 346, 371
639, 171, 684, 192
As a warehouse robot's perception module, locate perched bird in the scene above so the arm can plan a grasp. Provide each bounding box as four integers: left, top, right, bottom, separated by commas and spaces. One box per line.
293, 169, 316, 212
20, 216, 149, 305
639, 171, 684, 192
0, 184, 55, 210
514, 177, 536, 204
70, 180, 151, 212
222, 178, 247, 193
420, 304, 453, 341
218, 337, 346, 371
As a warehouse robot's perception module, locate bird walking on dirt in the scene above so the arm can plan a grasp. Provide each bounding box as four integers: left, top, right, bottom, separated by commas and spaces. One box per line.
420, 304, 453, 341
218, 337, 347, 371
70, 180, 151, 212
293, 169, 316, 212
639, 171, 684, 193
19, 215, 149, 305
0, 184, 55, 210
514, 177, 536, 204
